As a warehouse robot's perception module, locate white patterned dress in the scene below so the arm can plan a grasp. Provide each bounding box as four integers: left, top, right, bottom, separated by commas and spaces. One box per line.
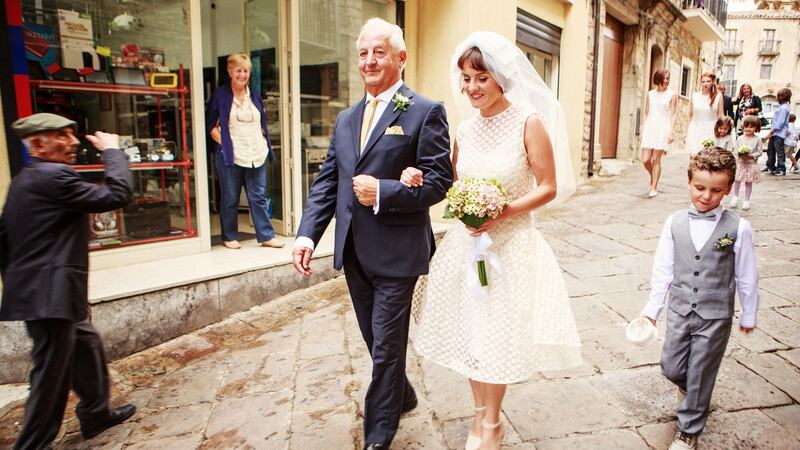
413, 104, 582, 384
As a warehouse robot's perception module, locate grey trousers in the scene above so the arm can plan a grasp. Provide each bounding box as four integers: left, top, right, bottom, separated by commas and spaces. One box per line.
14, 319, 111, 450
660, 309, 732, 435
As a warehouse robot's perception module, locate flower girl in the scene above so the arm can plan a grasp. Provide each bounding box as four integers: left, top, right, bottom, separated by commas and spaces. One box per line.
730, 115, 763, 210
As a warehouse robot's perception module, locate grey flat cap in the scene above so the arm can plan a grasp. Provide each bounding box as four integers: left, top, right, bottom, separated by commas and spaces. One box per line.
12, 113, 77, 139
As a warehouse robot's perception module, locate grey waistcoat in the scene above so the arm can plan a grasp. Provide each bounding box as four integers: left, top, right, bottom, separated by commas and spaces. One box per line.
668, 209, 739, 320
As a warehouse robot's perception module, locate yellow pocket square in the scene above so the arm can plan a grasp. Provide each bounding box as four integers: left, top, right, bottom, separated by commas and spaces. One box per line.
385, 125, 404, 135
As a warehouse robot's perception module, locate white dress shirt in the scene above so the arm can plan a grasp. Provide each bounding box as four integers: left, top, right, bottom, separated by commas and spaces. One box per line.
642, 205, 759, 328
294, 79, 404, 251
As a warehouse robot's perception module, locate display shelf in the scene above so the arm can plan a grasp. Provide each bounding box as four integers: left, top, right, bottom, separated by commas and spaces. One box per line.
29, 79, 189, 96
31, 66, 196, 251
72, 160, 193, 172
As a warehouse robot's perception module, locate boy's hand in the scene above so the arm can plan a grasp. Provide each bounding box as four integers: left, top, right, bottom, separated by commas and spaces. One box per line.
740, 325, 754, 334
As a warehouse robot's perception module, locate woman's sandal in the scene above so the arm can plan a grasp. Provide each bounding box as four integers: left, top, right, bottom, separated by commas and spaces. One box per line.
465, 406, 485, 450
479, 418, 504, 450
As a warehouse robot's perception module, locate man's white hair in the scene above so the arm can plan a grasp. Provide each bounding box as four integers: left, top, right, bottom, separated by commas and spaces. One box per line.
356, 18, 406, 52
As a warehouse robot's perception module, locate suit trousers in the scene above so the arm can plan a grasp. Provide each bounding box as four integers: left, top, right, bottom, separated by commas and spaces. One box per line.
660, 309, 732, 435
15, 319, 111, 450
343, 232, 418, 446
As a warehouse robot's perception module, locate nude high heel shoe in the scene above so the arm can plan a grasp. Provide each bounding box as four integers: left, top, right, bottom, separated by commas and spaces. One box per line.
480, 418, 504, 450
465, 406, 485, 450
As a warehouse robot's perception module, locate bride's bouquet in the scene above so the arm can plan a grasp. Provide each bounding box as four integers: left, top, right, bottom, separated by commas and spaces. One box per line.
444, 177, 510, 287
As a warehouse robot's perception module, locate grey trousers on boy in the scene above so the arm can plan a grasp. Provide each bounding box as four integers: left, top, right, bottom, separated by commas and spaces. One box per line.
660, 309, 732, 435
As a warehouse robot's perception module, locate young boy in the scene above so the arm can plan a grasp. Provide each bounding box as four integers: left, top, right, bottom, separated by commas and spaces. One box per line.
785, 113, 799, 173
766, 88, 792, 176
641, 147, 759, 450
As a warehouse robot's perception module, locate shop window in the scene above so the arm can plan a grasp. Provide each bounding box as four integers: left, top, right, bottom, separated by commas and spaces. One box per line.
516, 9, 561, 95
21, 0, 197, 250
297, 0, 389, 205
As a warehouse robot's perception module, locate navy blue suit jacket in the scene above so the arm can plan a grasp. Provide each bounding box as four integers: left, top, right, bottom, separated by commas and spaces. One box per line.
297, 84, 453, 278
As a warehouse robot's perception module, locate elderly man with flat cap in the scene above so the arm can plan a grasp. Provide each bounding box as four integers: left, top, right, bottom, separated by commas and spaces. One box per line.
0, 113, 136, 449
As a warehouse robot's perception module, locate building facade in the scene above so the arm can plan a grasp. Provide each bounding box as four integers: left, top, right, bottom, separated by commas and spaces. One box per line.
706, 0, 800, 116
0, 0, 596, 270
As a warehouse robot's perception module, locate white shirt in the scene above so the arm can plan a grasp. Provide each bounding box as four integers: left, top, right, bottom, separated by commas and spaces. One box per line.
295, 80, 404, 251
229, 86, 268, 168
641, 205, 759, 328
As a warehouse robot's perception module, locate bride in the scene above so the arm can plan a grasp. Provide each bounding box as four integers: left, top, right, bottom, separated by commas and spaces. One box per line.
406, 32, 582, 450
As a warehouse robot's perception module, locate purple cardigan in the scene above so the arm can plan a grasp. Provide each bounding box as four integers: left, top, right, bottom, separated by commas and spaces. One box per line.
205, 82, 275, 167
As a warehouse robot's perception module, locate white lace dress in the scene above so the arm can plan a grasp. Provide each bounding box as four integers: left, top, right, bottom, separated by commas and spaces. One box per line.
685, 92, 721, 155
413, 104, 582, 384
640, 89, 675, 150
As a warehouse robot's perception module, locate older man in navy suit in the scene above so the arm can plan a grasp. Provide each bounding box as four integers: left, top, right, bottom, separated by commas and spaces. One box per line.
292, 18, 452, 450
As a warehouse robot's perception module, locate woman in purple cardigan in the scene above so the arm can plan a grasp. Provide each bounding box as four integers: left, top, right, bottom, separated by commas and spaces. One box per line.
205, 53, 283, 249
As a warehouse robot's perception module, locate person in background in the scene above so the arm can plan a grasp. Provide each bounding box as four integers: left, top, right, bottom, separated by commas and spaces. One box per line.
206, 53, 284, 249
717, 83, 734, 121
640, 69, 677, 197
685, 72, 724, 155
764, 88, 791, 176
0, 113, 137, 449
783, 113, 798, 173
713, 116, 735, 155
731, 115, 763, 210
732, 84, 761, 135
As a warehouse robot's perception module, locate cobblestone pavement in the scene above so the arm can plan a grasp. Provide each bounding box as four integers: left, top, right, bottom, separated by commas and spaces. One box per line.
1, 153, 798, 449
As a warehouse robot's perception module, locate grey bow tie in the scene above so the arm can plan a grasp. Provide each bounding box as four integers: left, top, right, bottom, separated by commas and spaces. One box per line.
688, 207, 717, 221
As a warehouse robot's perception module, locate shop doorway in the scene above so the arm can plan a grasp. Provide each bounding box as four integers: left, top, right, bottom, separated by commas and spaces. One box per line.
599, 15, 624, 158
202, 0, 290, 242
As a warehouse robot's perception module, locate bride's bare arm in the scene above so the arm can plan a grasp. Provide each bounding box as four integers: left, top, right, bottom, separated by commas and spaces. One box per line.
507, 114, 557, 215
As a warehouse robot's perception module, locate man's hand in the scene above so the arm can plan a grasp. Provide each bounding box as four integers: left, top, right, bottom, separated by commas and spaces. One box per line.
646, 317, 656, 326
353, 175, 378, 206
400, 167, 424, 187
292, 246, 313, 276
740, 325, 754, 334
85, 131, 120, 152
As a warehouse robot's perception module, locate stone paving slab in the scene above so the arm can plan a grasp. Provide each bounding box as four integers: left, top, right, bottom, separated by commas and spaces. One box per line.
1, 153, 798, 449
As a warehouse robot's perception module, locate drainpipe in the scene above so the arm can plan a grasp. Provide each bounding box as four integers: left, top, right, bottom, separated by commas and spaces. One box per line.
588, 0, 601, 176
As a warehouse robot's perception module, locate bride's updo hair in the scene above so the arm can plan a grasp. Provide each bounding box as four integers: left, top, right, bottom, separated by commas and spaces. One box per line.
457, 46, 510, 93
457, 46, 489, 72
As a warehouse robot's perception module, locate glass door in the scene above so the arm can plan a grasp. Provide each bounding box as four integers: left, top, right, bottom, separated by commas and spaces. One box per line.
201, 0, 289, 238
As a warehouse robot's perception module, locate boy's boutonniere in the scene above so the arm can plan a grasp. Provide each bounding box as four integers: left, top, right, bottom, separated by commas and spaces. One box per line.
392, 92, 413, 112
714, 233, 735, 251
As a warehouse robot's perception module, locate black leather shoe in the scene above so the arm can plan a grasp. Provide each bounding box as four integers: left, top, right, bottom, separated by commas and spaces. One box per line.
401, 395, 418, 413
81, 404, 137, 440
364, 444, 389, 450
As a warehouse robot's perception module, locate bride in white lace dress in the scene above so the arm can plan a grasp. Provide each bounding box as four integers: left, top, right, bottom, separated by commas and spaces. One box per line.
403, 33, 581, 450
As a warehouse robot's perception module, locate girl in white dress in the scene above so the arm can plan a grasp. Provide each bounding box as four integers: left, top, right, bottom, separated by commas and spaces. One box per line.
640, 69, 677, 197
402, 32, 581, 450
685, 72, 724, 155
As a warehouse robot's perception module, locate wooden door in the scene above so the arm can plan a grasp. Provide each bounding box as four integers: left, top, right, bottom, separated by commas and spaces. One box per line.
600, 16, 624, 158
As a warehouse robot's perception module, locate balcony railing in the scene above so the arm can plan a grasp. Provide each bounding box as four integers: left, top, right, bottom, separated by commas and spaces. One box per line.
758, 40, 781, 56
681, 0, 728, 28
721, 40, 743, 55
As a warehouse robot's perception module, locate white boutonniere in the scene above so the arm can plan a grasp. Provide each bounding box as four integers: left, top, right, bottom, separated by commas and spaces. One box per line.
392, 92, 413, 112
714, 233, 735, 251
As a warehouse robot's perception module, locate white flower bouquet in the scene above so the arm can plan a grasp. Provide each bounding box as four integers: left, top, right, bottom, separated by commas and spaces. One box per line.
737, 145, 750, 157
444, 177, 510, 286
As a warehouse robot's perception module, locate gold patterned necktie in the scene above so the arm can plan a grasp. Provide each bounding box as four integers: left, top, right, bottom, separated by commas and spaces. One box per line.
360, 98, 379, 152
